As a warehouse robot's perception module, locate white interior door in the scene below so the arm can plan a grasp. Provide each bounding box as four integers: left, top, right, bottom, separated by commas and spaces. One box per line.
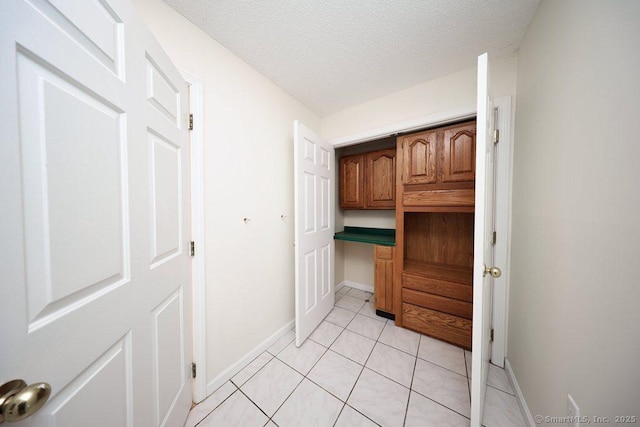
0, 1, 192, 426
470, 52, 497, 426
294, 121, 335, 346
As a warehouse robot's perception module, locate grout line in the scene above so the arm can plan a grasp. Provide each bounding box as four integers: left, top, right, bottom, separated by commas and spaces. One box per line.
402, 339, 420, 426
411, 387, 472, 421
486, 382, 516, 397
231, 352, 275, 389
236, 387, 273, 421
340, 403, 383, 426
189, 382, 239, 426
415, 352, 469, 378
464, 350, 472, 401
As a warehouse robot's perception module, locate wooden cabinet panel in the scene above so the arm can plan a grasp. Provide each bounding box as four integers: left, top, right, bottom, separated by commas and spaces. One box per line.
340, 154, 364, 208
374, 245, 394, 313
401, 131, 437, 185
402, 303, 472, 349
443, 123, 476, 182
365, 149, 395, 208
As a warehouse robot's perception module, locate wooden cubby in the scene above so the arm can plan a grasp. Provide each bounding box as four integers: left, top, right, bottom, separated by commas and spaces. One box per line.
399, 213, 474, 349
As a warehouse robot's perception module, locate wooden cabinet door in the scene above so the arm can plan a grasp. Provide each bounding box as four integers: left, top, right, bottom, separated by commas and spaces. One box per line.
442, 122, 476, 182
374, 245, 394, 313
401, 130, 437, 185
340, 154, 364, 208
365, 149, 395, 208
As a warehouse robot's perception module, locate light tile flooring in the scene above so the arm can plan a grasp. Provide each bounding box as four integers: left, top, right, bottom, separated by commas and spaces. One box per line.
184, 286, 525, 427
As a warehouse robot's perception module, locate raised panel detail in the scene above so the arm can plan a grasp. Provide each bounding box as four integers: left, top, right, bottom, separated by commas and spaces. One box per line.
149, 129, 182, 269
152, 288, 185, 427
46, 333, 133, 427
320, 147, 330, 171
146, 54, 180, 127
374, 245, 394, 313
304, 251, 317, 312
304, 138, 316, 164
443, 125, 476, 182
365, 149, 395, 208
17, 51, 129, 331
320, 176, 330, 230
31, 0, 124, 77
402, 132, 437, 185
320, 244, 330, 297
339, 154, 364, 208
303, 172, 316, 233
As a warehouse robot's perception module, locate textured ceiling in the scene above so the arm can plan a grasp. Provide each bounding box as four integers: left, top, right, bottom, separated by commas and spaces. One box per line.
163, 0, 540, 116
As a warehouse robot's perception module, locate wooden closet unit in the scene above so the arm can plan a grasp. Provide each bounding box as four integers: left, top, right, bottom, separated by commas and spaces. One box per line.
394, 120, 477, 350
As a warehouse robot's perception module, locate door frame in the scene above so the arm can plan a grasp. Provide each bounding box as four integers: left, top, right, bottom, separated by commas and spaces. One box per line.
328, 100, 514, 364
491, 95, 514, 367
182, 71, 207, 403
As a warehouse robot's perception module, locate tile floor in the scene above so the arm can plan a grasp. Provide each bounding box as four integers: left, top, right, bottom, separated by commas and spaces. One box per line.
184, 286, 525, 427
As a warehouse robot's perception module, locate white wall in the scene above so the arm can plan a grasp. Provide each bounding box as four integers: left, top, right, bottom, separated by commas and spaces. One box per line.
321, 53, 517, 140
132, 0, 321, 386
325, 55, 518, 288
510, 0, 640, 420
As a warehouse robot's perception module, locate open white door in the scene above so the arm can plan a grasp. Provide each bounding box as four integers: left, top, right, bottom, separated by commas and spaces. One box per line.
0, 1, 192, 425
294, 121, 335, 346
470, 52, 499, 426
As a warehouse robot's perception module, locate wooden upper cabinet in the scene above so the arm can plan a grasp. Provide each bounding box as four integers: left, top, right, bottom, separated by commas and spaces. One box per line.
365, 149, 396, 208
340, 149, 396, 209
443, 123, 476, 183
401, 131, 437, 185
340, 154, 364, 209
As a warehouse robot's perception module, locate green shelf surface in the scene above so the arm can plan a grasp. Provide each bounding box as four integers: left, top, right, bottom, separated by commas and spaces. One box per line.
334, 226, 395, 246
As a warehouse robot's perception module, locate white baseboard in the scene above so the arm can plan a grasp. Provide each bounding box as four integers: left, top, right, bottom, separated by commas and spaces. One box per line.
342, 280, 374, 294
505, 358, 534, 427
206, 319, 295, 396
336, 281, 346, 293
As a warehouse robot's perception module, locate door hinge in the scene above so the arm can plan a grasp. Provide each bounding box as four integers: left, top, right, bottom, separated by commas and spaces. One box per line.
190, 241, 195, 257
493, 129, 499, 144
490, 329, 494, 342
492, 231, 497, 245
191, 362, 197, 378
188, 114, 194, 131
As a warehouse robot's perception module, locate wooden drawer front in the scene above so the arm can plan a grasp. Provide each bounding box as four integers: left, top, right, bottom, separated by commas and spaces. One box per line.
403, 289, 472, 320
402, 303, 471, 349
403, 189, 474, 207
403, 273, 472, 303
374, 245, 393, 260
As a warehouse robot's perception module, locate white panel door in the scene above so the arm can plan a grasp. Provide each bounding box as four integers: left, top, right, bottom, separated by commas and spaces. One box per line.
470, 52, 498, 426
294, 121, 335, 346
0, 1, 192, 426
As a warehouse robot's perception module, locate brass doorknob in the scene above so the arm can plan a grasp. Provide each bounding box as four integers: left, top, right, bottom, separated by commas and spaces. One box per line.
0, 379, 51, 423
483, 265, 502, 278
